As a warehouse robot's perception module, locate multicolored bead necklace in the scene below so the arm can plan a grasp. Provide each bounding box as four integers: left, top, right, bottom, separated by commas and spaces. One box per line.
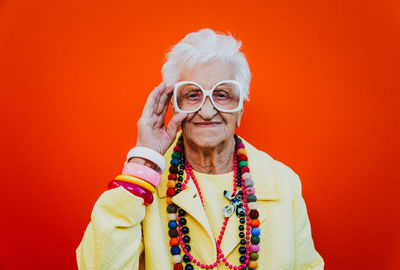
166, 135, 260, 270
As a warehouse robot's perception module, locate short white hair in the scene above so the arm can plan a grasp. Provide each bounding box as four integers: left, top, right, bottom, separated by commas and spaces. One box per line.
161, 29, 251, 100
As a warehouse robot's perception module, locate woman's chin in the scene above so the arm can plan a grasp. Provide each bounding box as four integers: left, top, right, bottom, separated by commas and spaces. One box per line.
183, 129, 225, 149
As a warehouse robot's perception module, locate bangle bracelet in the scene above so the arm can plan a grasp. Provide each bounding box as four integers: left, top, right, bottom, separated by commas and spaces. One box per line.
122, 162, 161, 188
108, 180, 154, 205
126, 147, 166, 173
115, 174, 156, 193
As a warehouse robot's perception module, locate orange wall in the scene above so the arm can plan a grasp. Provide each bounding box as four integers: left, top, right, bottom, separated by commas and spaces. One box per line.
1, 0, 399, 269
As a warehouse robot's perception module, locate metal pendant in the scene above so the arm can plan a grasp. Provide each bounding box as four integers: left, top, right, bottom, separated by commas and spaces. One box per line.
223, 204, 235, 217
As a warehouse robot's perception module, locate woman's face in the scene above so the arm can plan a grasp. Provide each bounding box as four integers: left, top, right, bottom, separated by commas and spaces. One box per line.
176, 61, 243, 149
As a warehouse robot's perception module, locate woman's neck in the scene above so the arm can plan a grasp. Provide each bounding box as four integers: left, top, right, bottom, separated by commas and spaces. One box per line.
183, 136, 236, 174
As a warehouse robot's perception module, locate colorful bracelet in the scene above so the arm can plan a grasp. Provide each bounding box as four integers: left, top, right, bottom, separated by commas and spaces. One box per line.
122, 162, 161, 188
108, 180, 154, 205
126, 147, 166, 172
115, 174, 156, 193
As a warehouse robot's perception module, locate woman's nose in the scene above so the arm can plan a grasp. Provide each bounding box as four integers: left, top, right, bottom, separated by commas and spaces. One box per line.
198, 97, 217, 119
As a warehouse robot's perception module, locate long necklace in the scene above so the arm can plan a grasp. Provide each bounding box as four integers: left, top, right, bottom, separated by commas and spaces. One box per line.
166, 135, 260, 270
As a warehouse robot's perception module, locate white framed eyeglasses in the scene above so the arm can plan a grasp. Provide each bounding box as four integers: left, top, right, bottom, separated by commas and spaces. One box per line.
173, 80, 244, 113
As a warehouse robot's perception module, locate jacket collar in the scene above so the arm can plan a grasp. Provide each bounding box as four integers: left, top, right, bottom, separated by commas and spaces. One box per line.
157, 132, 281, 260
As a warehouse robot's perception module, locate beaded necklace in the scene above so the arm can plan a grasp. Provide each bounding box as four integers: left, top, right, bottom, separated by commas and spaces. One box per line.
166, 135, 260, 270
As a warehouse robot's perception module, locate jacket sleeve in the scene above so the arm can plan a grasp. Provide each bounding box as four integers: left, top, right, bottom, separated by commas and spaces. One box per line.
76, 186, 146, 270
292, 176, 325, 270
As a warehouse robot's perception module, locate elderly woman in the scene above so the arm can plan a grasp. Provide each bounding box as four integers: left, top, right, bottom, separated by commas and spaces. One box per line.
76, 29, 324, 270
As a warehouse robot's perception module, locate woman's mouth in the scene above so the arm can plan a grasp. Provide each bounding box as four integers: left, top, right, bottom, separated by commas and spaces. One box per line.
193, 121, 221, 127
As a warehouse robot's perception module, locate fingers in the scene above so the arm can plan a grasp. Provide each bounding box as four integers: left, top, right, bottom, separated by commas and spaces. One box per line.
155, 85, 174, 116
166, 112, 187, 138
141, 82, 167, 118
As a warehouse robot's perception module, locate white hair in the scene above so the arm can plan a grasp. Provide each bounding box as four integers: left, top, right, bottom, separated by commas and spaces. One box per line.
161, 29, 251, 100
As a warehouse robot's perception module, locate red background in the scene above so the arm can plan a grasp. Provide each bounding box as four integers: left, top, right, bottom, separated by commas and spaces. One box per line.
1, 0, 399, 269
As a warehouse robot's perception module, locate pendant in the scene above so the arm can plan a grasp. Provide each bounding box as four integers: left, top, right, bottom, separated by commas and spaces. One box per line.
223, 190, 244, 218
223, 203, 235, 217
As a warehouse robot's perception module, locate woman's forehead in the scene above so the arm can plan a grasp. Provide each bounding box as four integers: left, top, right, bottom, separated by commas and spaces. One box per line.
179, 61, 235, 88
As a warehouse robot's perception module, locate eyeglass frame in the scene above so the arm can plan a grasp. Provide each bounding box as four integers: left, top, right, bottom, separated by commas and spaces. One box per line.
172, 80, 244, 114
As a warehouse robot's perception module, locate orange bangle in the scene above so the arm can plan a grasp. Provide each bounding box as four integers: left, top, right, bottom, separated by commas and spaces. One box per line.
115, 174, 156, 193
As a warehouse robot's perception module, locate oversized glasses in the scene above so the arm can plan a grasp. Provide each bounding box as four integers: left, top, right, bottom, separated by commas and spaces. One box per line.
173, 80, 243, 113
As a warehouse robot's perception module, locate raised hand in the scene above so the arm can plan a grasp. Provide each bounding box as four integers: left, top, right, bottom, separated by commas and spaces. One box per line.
135, 82, 187, 157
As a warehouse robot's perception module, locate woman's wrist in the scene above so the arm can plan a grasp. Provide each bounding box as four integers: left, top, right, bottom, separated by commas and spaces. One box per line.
128, 157, 158, 171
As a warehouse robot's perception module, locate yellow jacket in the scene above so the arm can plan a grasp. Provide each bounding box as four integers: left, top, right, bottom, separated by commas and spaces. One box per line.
76, 136, 324, 269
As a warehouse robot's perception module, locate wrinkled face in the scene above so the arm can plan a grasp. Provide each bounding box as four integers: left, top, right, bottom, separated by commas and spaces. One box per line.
176, 61, 243, 149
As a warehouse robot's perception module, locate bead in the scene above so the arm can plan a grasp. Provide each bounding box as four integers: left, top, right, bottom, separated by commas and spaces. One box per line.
238, 154, 248, 161
237, 148, 247, 156
174, 263, 183, 270
241, 166, 250, 174
250, 219, 260, 227
171, 246, 181, 255
240, 218, 246, 224
245, 187, 256, 195
248, 260, 258, 269
238, 160, 248, 168
185, 244, 191, 252
166, 197, 173, 205
168, 174, 177, 180
240, 239, 246, 245
183, 254, 191, 263
239, 232, 245, 238
167, 204, 178, 213
176, 182, 182, 188
244, 179, 254, 187
238, 225, 245, 231
171, 158, 180, 166
167, 180, 176, 188
172, 254, 182, 263
185, 264, 194, 270
250, 252, 259, 260
179, 218, 187, 226
240, 255, 247, 263
169, 229, 178, 237
250, 235, 260, 244
251, 227, 261, 236
248, 202, 258, 210
242, 172, 251, 180
172, 152, 181, 159
167, 213, 177, 221
167, 188, 176, 196
246, 195, 257, 202
169, 165, 178, 174
169, 237, 179, 246
168, 221, 178, 229
181, 226, 189, 234
182, 235, 191, 243
238, 246, 246, 254
249, 244, 259, 252
178, 209, 186, 217
249, 210, 259, 219
173, 145, 183, 153
235, 142, 245, 150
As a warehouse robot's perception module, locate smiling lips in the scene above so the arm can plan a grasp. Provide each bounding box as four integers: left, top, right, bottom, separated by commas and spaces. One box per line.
193, 121, 221, 127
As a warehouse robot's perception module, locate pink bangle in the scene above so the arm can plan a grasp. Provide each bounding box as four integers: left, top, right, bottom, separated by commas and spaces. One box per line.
108, 180, 154, 205
122, 162, 161, 188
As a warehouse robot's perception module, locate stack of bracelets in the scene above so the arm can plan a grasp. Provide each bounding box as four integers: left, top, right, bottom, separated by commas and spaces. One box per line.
108, 162, 161, 206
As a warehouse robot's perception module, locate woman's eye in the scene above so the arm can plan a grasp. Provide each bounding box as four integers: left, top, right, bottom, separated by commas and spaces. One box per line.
185, 90, 201, 99
214, 90, 229, 99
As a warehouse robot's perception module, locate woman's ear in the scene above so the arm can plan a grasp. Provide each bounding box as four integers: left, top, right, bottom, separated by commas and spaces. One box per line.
236, 108, 244, 127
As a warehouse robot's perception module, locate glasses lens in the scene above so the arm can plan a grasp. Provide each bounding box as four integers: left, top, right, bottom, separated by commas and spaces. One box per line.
176, 83, 204, 112
211, 82, 241, 111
